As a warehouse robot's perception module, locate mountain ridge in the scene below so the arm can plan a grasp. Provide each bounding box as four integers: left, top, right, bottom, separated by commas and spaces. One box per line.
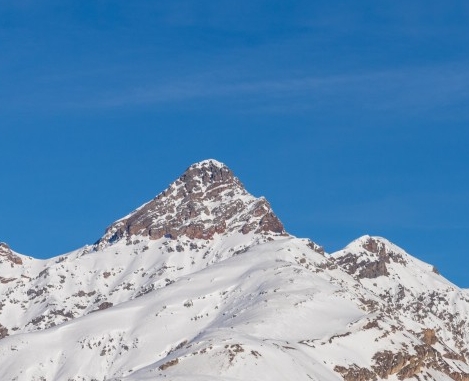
0, 159, 467, 381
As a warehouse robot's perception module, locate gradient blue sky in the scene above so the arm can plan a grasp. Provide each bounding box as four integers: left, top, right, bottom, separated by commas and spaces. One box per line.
1, 2, 469, 287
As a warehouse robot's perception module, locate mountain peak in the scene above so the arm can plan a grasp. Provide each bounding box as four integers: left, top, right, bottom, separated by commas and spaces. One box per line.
176, 158, 240, 196
190, 158, 226, 169
331, 235, 408, 279
97, 160, 285, 246
332, 235, 443, 282
349, 235, 395, 255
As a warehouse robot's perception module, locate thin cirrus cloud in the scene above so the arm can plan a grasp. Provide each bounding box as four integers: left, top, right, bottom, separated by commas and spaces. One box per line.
73, 63, 469, 116
2, 59, 468, 120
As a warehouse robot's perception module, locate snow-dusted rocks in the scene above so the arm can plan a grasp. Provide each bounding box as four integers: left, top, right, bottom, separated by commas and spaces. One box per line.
98, 159, 284, 246
0, 160, 468, 381
0, 242, 23, 266
330, 236, 469, 381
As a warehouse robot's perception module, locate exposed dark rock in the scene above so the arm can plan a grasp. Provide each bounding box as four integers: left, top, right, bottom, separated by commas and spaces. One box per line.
306, 240, 325, 255
421, 328, 437, 346
0, 277, 17, 284
358, 258, 389, 279
97, 160, 285, 246
334, 252, 389, 279
361, 237, 406, 265
335, 343, 469, 381
372, 350, 409, 378
0, 324, 8, 340
51, 309, 74, 319
334, 237, 409, 279
362, 237, 386, 256
0, 242, 23, 266
334, 364, 377, 381
96, 302, 113, 311
159, 358, 179, 370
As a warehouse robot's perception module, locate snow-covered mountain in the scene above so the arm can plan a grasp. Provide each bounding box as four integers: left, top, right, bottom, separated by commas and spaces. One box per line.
0, 159, 468, 381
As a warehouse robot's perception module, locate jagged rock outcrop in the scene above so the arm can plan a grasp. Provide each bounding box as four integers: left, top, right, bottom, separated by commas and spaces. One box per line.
0, 242, 22, 266
334, 364, 377, 381
422, 328, 438, 346
0, 323, 8, 340
336, 343, 469, 381
97, 160, 285, 246
332, 236, 406, 279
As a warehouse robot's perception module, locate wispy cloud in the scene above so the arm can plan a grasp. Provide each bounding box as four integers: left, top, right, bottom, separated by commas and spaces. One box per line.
2, 58, 469, 121
71, 62, 469, 117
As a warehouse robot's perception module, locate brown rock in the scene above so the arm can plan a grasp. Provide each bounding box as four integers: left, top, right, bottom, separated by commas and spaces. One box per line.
362, 237, 387, 256
421, 328, 437, 346
0, 242, 23, 266
334, 364, 377, 381
97, 160, 285, 246
159, 358, 179, 370
0, 323, 8, 340
334, 237, 409, 279
97, 302, 113, 311
372, 350, 408, 378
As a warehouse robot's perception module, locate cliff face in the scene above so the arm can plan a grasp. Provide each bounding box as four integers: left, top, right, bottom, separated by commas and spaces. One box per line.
0, 242, 22, 266
98, 159, 284, 245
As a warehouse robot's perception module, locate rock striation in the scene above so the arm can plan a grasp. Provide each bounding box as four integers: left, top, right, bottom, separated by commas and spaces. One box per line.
332, 236, 405, 279
0, 242, 22, 266
97, 159, 285, 246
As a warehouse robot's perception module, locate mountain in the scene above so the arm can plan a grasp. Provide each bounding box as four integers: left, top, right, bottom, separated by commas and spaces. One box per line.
0, 159, 468, 381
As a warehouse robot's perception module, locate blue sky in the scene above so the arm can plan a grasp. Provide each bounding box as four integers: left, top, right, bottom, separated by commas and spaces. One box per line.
1, 2, 469, 286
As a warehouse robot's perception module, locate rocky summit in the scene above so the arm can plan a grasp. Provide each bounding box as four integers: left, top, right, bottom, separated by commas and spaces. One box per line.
98, 159, 285, 245
0, 160, 468, 381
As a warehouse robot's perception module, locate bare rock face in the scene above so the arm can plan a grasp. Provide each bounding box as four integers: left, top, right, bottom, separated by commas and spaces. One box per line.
97, 160, 285, 246
0, 323, 8, 340
336, 343, 469, 381
333, 236, 405, 279
422, 328, 438, 346
0, 242, 23, 266
334, 364, 377, 381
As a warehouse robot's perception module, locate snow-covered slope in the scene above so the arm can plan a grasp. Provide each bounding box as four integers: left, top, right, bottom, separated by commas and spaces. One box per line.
330, 236, 469, 379
0, 160, 468, 381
